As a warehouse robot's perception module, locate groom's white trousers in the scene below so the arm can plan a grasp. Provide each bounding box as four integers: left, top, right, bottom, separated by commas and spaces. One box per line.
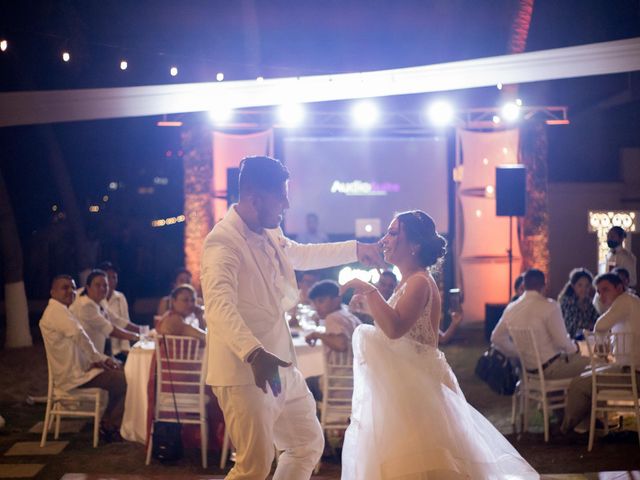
213, 366, 324, 480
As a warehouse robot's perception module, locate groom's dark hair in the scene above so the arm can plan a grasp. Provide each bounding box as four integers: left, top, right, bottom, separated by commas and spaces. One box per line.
238, 156, 290, 195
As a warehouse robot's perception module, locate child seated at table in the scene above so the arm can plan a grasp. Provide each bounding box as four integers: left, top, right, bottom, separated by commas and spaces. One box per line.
305, 280, 360, 401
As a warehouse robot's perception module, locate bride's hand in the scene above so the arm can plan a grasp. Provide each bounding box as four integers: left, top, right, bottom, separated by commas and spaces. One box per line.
340, 278, 377, 297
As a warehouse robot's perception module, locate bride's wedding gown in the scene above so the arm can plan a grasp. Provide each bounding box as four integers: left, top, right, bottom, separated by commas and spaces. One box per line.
341, 273, 539, 479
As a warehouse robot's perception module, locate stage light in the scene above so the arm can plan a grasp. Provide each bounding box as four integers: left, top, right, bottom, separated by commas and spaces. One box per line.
208, 105, 233, 124
515, 98, 523, 106
120, 60, 128, 70
427, 100, 454, 126
352, 101, 379, 128
485, 185, 495, 197
170, 66, 178, 77
0, 40, 7, 52
277, 103, 305, 127
216, 72, 224, 81
497, 82, 503, 90
492, 115, 501, 124
62, 51, 70, 62
501, 101, 521, 122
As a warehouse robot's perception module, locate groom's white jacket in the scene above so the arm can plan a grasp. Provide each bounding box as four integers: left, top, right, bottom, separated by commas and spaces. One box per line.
201, 206, 357, 387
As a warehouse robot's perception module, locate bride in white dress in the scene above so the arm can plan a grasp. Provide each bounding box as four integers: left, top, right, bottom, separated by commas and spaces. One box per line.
340, 210, 539, 480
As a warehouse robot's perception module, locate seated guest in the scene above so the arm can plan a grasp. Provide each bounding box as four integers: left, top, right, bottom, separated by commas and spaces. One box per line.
377, 270, 398, 301
561, 272, 640, 434
157, 267, 196, 316
71, 269, 139, 355
593, 266, 638, 314
511, 274, 525, 302
613, 267, 638, 296
40, 275, 127, 441
156, 284, 206, 342
491, 268, 588, 380
99, 262, 141, 361
305, 280, 361, 400
558, 268, 599, 339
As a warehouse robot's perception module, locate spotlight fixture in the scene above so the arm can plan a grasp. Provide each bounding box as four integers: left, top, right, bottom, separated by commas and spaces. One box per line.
0, 40, 7, 52
216, 72, 224, 82
492, 115, 502, 124
352, 101, 379, 128
277, 103, 305, 128
62, 51, 71, 62
170, 66, 178, 77
501, 101, 521, 122
120, 60, 128, 70
427, 100, 454, 126
208, 105, 233, 124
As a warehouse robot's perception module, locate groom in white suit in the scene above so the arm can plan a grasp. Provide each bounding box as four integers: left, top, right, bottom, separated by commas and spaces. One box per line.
201, 156, 382, 479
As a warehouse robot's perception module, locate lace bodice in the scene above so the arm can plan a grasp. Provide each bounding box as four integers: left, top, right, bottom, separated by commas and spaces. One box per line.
387, 272, 438, 348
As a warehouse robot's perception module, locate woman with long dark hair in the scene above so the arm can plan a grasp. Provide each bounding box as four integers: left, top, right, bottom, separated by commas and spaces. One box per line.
557, 267, 599, 338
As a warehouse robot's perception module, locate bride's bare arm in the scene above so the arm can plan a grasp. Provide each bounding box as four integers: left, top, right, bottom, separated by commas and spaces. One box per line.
341, 275, 430, 339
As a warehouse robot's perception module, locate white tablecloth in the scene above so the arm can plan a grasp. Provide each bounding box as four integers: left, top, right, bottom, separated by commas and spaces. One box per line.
119, 336, 324, 444
292, 335, 324, 378
120, 339, 155, 443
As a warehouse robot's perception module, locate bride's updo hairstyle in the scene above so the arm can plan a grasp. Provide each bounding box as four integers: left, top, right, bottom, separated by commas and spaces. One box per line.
395, 210, 447, 268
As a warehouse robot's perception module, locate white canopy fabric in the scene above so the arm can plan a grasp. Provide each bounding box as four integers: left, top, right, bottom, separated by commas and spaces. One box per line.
1, 37, 639, 127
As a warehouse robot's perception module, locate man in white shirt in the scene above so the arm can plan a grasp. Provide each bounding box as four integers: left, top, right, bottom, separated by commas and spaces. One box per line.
604, 226, 637, 288
98, 262, 141, 361
70, 270, 139, 356
561, 273, 640, 433
40, 275, 127, 440
491, 269, 588, 380
201, 156, 382, 480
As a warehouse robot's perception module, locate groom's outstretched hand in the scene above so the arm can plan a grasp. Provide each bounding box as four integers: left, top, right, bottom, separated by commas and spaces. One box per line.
248, 348, 292, 397
356, 242, 385, 268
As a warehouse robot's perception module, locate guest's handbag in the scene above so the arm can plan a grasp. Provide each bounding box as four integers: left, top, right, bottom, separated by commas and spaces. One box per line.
152, 336, 183, 462
474, 347, 518, 396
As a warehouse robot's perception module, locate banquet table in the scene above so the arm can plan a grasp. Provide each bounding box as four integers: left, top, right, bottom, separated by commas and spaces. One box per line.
120, 339, 155, 443
120, 334, 325, 444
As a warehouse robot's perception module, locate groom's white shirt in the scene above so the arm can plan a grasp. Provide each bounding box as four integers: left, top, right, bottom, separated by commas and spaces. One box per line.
201, 205, 357, 387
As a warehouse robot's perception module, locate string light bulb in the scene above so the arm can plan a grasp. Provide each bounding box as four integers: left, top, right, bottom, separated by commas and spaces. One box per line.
0, 40, 7, 52
216, 72, 224, 81
120, 60, 128, 70
62, 51, 71, 62
170, 66, 178, 77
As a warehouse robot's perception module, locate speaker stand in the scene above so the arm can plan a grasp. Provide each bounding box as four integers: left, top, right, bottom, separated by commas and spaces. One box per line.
507, 215, 514, 301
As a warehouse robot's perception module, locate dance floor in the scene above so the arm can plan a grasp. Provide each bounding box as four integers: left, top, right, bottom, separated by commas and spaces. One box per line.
1, 334, 638, 479
51, 472, 639, 479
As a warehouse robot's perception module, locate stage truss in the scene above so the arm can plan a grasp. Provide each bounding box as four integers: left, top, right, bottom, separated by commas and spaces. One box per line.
159, 105, 568, 134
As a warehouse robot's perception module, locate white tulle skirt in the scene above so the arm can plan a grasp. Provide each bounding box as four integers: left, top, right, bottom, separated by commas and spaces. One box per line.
341, 325, 539, 480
